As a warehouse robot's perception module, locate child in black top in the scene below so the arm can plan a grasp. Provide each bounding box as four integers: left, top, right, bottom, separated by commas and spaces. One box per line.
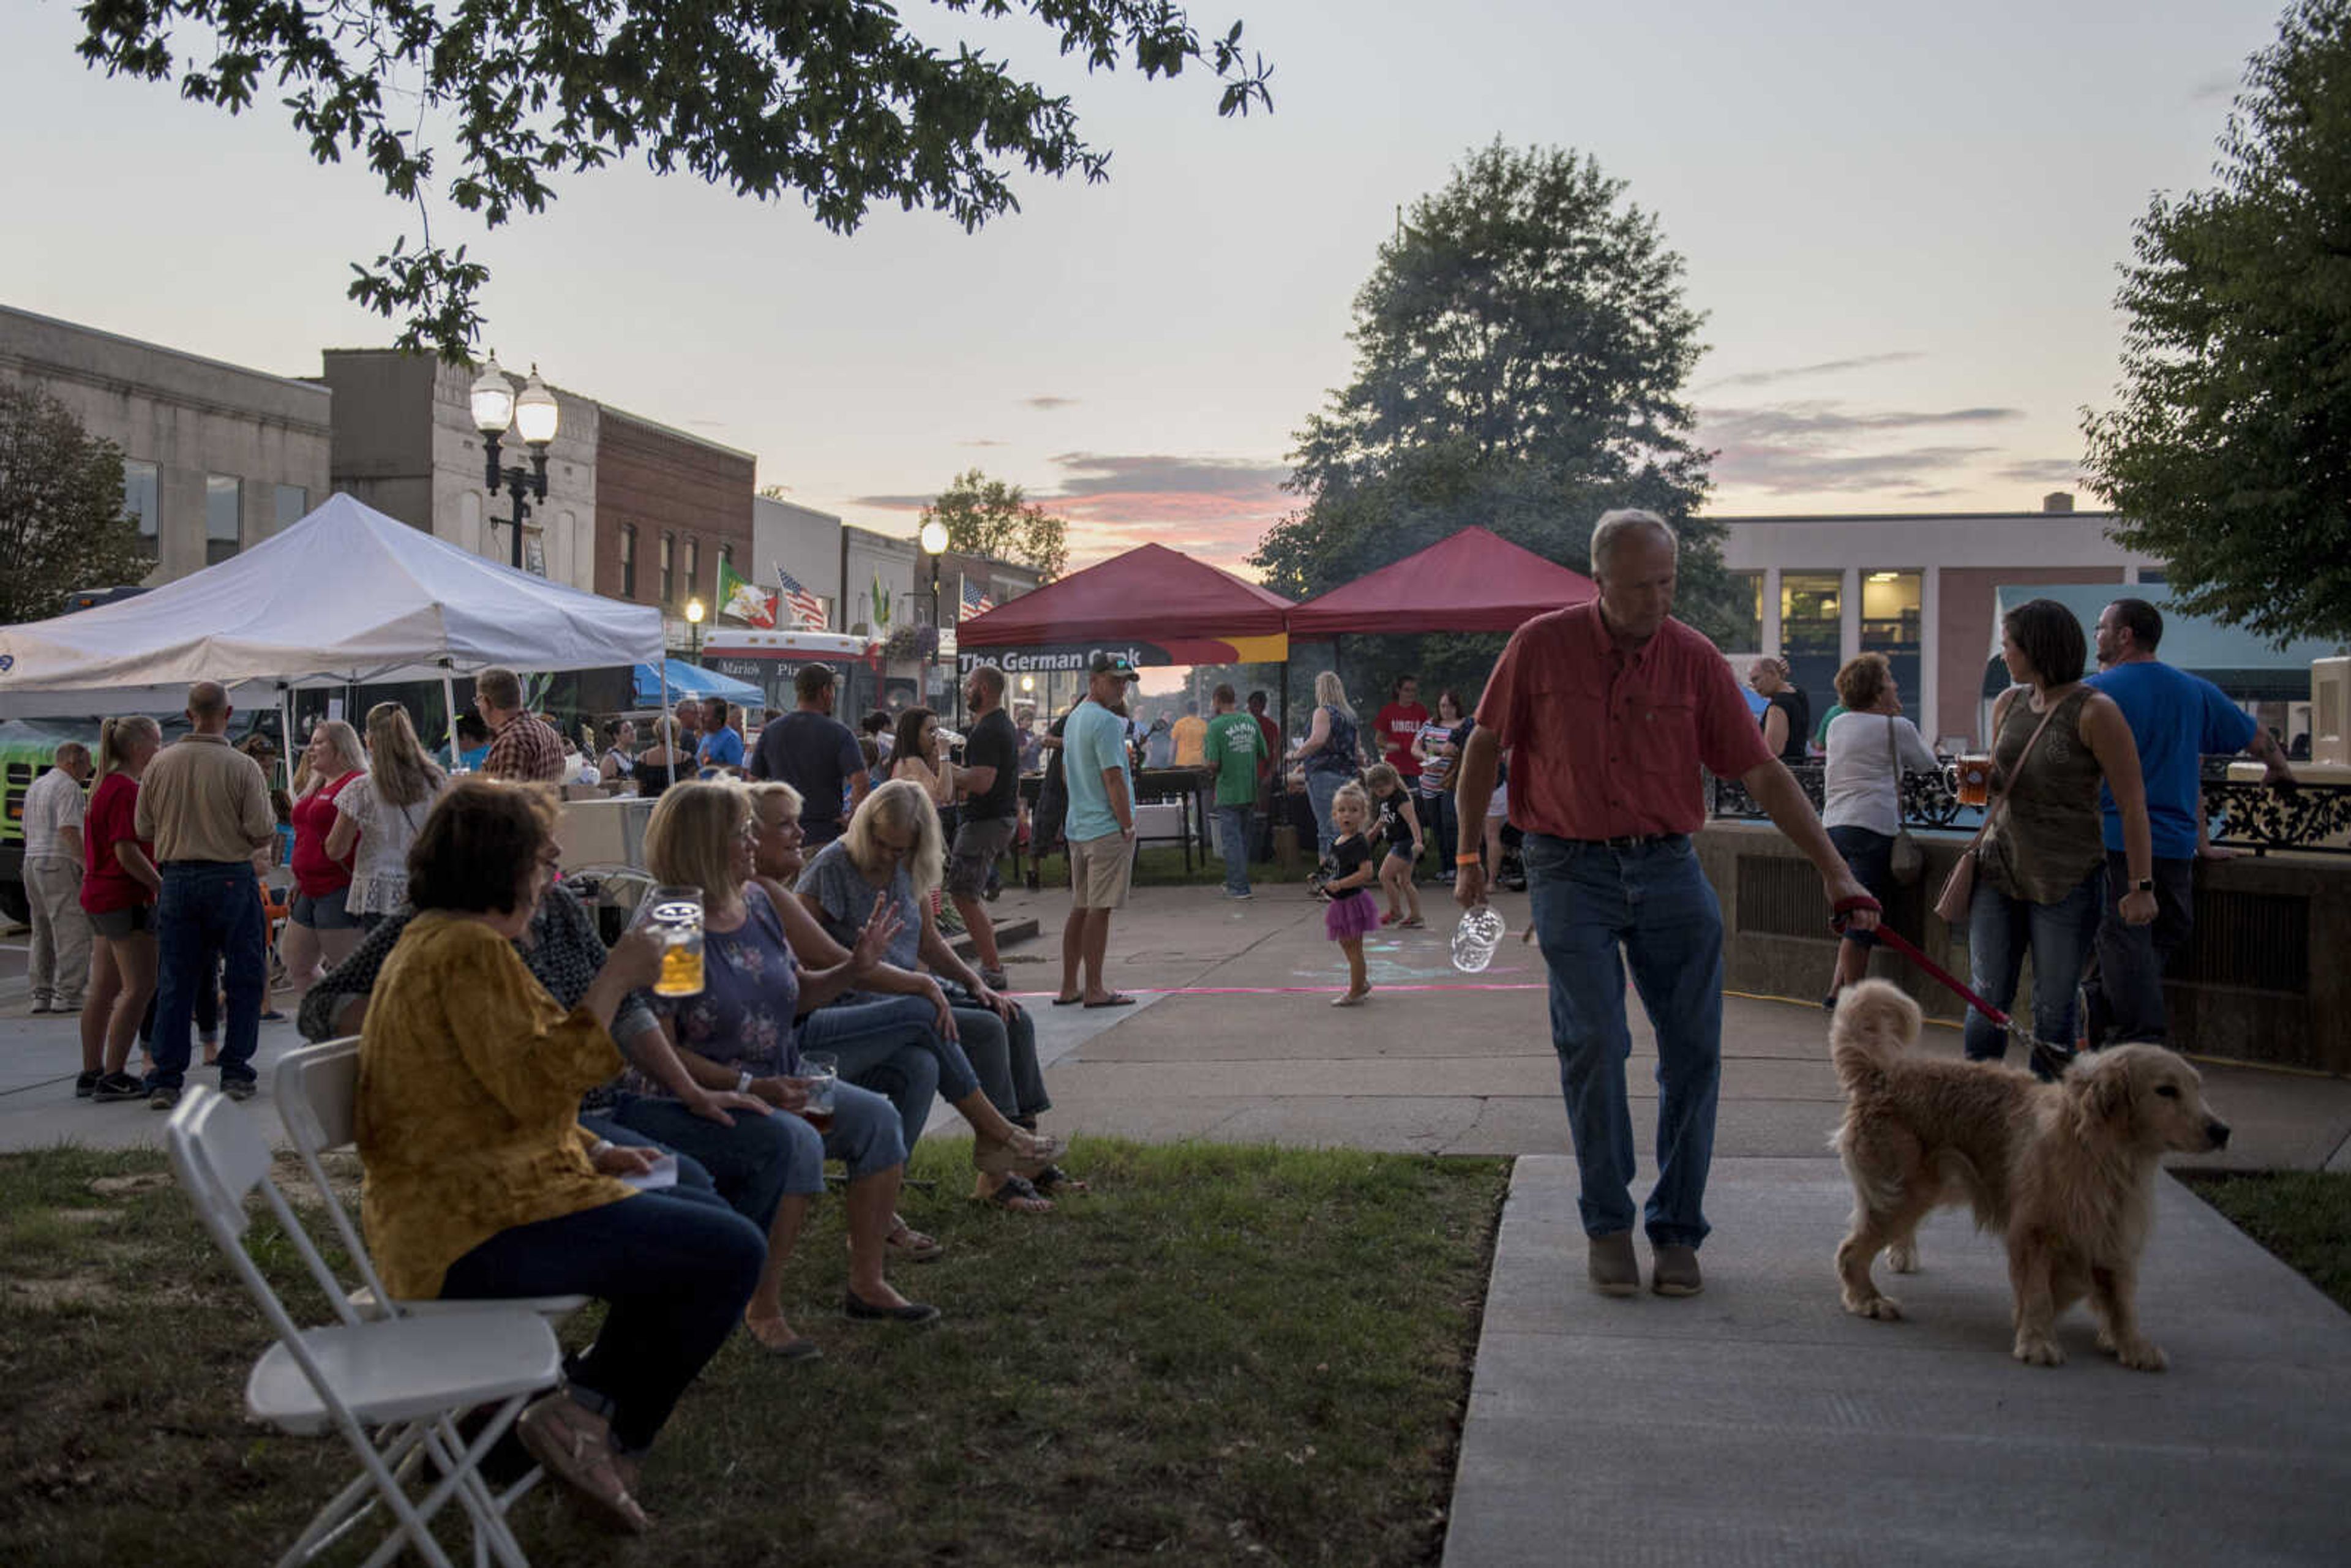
1321, 781, 1381, 1006
1362, 762, 1425, 929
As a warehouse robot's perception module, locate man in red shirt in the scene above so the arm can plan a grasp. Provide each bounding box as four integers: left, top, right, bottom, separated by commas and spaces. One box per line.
1246, 690, 1284, 858
1373, 676, 1428, 785
1454, 509, 1873, 1299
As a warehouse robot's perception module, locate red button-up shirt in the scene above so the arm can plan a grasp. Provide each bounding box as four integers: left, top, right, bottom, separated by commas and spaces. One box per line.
1475, 602, 1771, 840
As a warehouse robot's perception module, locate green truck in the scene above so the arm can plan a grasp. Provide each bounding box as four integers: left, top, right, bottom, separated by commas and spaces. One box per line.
0, 719, 103, 925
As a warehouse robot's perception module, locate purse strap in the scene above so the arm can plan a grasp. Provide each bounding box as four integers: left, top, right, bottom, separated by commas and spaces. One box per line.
1959, 692, 2068, 854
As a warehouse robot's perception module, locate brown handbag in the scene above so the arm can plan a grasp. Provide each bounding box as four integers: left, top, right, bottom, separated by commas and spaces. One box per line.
1933, 696, 2066, 925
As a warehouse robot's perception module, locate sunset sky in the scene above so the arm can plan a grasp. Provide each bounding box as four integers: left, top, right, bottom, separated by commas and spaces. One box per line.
0, 0, 2293, 577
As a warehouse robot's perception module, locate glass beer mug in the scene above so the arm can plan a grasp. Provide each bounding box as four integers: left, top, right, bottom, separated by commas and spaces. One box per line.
1955, 754, 1993, 809
646, 884, 706, 997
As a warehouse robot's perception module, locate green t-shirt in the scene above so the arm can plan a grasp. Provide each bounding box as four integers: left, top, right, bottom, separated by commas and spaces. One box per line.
1812, 702, 1847, 751
1202, 711, 1265, 807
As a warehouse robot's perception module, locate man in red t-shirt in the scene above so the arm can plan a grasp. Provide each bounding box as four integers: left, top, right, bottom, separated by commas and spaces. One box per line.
1246, 690, 1284, 857
1373, 677, 1429, 785
1454, 510, 1871, 1300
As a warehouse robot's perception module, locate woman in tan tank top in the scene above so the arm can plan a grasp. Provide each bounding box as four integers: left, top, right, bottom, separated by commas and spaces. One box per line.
1964, 599, 2158, 1073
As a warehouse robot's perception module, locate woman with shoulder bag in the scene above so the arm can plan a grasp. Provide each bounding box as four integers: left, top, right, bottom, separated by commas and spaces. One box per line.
1291, 670, 1364, 858
1820, 653, 1940, 1005
1946, 599, 2157, 1074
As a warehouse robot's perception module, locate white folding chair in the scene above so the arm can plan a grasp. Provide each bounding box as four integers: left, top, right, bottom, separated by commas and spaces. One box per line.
167, 1086, 560, 1568
274, 1038, 587, 1324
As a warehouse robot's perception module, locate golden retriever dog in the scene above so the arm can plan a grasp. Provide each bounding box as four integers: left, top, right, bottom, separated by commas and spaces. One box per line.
1828, 980, 2230, 1370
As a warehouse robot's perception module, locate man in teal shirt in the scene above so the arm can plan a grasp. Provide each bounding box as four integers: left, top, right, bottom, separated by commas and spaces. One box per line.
1201, 683, 1264, 899
1056, 653, 1141, 1007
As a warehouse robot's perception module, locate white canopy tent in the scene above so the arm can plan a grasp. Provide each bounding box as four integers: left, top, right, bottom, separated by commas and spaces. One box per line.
0, 493, 666, 724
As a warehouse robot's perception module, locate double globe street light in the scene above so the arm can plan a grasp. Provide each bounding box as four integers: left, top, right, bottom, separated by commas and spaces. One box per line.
469, 353, 560, 570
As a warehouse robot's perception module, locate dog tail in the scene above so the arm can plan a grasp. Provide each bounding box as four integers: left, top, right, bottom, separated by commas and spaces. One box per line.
1830, 978, 1921, 1095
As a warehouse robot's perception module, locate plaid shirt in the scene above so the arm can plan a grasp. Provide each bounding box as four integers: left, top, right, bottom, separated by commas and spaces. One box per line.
296, 882, 653, 1112
484, 711, 569, 784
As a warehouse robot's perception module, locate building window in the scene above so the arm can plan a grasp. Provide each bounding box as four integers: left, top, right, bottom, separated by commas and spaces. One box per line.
122, 460, 159, 558
686, 536, 702, 606
1725, 571, 1763, 651
659, 532, 675, 606
1779, 571, 1842, 707
1860, 570, 1923, 715
620, 525, 637, 599
205, 475, 242, 565
273, 484, 307, 531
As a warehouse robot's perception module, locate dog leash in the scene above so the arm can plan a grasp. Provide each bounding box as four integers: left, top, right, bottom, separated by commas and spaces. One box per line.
1831, 896, 2076, 1079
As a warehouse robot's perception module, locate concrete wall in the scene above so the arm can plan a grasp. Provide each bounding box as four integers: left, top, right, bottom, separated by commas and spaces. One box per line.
843, 525, 917, 637
752, 495, 844, 623
1698, 820, 2350, 1075
2, 305, 331, 585
317, 349, 599, 589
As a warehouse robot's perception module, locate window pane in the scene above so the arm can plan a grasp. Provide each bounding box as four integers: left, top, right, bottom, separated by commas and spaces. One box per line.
1779, 571, 1843, 708
122, 460, 159, 558
1859, 570, 1922, 716
660, 533, 675, 604
620, 525, 637, 598
206, 475, 242, 565
686, 537, 701, 601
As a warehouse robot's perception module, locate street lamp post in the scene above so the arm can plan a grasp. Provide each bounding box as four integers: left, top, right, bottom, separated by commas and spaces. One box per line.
468, 354, 560, 570
686, 596, 707, 661
918, 518, 950, 721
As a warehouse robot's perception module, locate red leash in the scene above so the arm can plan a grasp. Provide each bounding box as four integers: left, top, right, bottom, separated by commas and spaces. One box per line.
1831, 898, 2075, 1078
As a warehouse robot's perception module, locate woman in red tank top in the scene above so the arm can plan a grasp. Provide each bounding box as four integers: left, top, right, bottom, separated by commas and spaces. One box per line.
282, 719, 369, 990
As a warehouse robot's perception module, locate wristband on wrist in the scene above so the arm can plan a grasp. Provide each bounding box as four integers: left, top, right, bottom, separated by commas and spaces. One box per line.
1456, 853, 1483, 866
737, 1067, 754, 1093
588, 1138, 612, 1158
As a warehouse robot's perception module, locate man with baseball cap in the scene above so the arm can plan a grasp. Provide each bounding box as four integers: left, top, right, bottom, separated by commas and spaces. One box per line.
1053, 653, 1142, 1008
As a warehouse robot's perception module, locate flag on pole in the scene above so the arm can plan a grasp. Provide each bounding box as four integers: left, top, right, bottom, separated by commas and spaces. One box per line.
718, 558, 777, 628
774, 563, 827, 629
960, 577, 996, 621
870, 569, 893, 632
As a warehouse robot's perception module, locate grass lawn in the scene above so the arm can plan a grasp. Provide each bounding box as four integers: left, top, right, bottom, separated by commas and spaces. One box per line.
2182, 1169, 2351, 1313
0, 1136, 1507, 1566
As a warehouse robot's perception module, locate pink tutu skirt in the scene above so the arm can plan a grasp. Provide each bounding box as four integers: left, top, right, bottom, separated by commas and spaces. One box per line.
1325, 888, 1381, 941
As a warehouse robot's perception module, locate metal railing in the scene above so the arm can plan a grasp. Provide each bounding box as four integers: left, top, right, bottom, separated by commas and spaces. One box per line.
1708, 762, 2351, 857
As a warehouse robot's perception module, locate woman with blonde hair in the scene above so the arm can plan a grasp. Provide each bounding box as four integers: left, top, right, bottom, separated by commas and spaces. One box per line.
281, 718, 369, 988
795, 779, 1075, 1212
76, 716, 164, 1101
327, 702, 449, 926
1291, 669, 1363, 856
631, 780, 945, 1331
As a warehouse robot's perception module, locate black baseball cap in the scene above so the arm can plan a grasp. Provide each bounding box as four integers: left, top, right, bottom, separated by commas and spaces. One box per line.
1088, 653, 1142, 680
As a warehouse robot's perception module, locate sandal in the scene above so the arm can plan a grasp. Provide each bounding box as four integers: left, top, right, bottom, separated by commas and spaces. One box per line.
1029, 1163, 1089, 1196
516, 1392, 650, 1535
885, 1218, 945, 1263
976, 1172, 1054, 1213
973, 1128, 1064, 1177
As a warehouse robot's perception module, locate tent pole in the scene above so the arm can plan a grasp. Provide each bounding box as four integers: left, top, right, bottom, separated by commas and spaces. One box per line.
277, 688, 294, 790
439, 668, 458, 768
661, 659, 676, 790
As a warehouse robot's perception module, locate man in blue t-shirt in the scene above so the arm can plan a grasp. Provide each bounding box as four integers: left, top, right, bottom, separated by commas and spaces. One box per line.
1055, 653, 1141, 1008
2085, 598, 2298, 1044
697, 697, 747, 775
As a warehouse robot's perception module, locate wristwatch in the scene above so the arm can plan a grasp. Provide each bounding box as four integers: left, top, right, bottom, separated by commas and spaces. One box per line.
2132, 878, 2154, 893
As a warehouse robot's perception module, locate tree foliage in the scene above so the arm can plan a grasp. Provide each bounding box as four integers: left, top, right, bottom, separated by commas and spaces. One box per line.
921, 467, 1070, 580
0, 383, 151, 625
73, 0, 1272, 359
1253, 141, 1729, 662
2083, 0, 2351, 643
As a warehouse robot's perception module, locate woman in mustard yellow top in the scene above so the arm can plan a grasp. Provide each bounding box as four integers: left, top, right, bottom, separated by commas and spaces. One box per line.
357, 780, 765, 1533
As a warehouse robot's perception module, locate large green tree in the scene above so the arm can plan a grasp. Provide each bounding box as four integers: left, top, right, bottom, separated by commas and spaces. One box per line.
2083, 0, 2351, 643
73, 0, 1272, 359
0, 383, 150, 625
921, 467, 1070, 580
1253, 141, 1727, 680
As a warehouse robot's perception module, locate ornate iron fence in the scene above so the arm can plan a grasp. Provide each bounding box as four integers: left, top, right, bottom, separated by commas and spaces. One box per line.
1708, 762, 2351, 856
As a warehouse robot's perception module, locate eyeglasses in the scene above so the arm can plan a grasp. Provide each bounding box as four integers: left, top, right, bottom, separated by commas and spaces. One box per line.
874, 833, 917, 857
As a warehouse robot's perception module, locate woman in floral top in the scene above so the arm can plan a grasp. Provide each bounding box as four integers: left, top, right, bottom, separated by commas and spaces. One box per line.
633, 781, 946, 1341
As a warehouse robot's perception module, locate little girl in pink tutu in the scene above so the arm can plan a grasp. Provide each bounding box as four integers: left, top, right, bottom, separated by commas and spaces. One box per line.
1321, 782, 1380, 1005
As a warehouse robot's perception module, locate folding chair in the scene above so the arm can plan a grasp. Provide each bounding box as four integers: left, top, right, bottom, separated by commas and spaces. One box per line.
167, 1086, 561, 1568
274, 1038, 587, 1326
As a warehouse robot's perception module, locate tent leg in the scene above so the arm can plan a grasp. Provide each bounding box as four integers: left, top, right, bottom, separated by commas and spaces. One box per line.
660, 663, 677, 790
439, 670, 458, 768
278, 689, 295, 789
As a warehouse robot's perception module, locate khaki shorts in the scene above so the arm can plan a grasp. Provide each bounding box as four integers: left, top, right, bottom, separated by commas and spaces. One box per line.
1067, 830, 1134, 910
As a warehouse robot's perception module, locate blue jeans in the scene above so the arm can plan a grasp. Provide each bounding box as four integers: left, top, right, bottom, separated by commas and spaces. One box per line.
604, 1084, 902, 1221
1425, 788, 1457, 871
577, 1110, 718, 1198
438, 1190, 765, 1452
148, 861, 267, 1090
1305, 768, 1350, 857
1214, 804, 1252, 895
950, 999, 1051, 1121
1523, 833, 1723, 1248
800, 994, 975, 1152
1963, 868, 2102, 1071
1826, 826, 1894, 950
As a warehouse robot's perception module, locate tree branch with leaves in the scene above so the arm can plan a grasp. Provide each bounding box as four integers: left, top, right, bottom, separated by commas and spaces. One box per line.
73, 0, 1272, 359
0, 384, 151, 625
920, 467, 1070, 580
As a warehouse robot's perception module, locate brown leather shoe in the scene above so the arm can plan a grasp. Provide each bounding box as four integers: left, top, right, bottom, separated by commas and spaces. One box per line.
517, 1392, 651, 1534
1651, 1243, 1703, 1297
1588, 1231, 1640, 1297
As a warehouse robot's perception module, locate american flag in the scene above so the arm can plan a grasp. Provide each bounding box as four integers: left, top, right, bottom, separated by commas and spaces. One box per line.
775, 563, 827, 629
961, 578, 995, 621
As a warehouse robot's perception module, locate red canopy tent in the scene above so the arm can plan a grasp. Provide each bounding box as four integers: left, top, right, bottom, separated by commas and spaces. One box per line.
1284, 526, 1598, 637
957, 541, 1292, 655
